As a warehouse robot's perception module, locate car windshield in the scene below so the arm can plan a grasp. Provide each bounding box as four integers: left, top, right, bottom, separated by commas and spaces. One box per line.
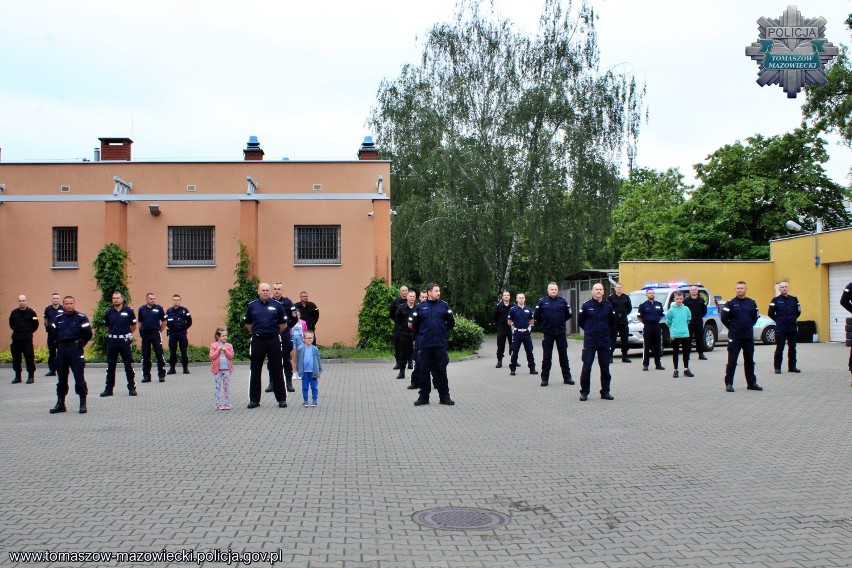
629, 292, 650, 312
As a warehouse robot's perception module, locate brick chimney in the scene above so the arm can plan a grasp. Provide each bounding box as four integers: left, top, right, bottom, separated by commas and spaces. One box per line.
243, 136, 264, 161
358, 136, 378, 160
98, 138, 133, 161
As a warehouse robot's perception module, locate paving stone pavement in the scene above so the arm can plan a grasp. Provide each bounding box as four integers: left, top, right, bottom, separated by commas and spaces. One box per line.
1, 337, 851, 567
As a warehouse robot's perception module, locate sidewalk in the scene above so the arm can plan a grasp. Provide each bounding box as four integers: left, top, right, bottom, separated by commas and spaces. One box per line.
2, 337, 850, 567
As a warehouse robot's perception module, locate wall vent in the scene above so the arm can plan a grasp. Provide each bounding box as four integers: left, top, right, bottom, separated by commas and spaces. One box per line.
60, 185, 71, 193
187, 185, 197, 192
312, 184, 322, 191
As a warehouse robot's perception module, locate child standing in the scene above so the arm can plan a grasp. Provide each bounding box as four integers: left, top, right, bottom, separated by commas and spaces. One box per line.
209, 327, 234, 410
297, 331, 322, 407
290, 309, 308, 371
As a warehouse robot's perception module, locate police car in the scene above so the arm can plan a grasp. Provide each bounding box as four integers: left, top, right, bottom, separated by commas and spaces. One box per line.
623, 283, 725, 352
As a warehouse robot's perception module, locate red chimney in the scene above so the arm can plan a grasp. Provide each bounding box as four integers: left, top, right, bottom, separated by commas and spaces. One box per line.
358, 136, 378, 160
243, 136, 264, 161
98, 138, 133, 161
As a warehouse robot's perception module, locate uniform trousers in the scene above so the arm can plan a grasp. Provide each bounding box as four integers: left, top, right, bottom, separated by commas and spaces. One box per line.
140, 330, 167, 378
250, 334, 286, 403
268, 331, 294, 380
541, 333, 571, 382
168, 331, 189, 370
725, 338, 757, 387
11, 338, 36, 377
774, 328, 798, 371
105, 338, 136, 391
509, 331, 535, 371
610, 320, 630, 358
418, 346, 449, 400
399, 333, 414, 369
56, 343, 87, 398
47, 331, 58, 373
580, 343, 612, 395
496, 326, 512, 361
642, 324, 663, 367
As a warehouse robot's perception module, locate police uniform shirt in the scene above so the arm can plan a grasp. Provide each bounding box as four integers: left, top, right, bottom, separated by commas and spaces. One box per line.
138, 304, 166, 332
683, 295, 708, 323
721, 296, 759, 340
274, 296, 298, 329
767, 295, 801, 331
637, 300, 664, 325
104, 305, 137, 335
533, 295, 572, 334
493, 301, 515, 330
244, 299, 286, 334
507, 305, 533, 331
409, 299, 455, 349
44, 304, 64, 333
395, 303, 416, 335
297, 301, 320, 330
53, 311, 93, 345
578, 298, 615, 342
166, 306, 192, 332
9, 307, 40, 340
607, 293, 632, 322
842, 283, 852, 313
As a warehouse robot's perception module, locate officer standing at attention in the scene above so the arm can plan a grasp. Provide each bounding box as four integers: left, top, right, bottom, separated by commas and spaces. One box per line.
166, 294, 192, 375
768, 281, 801, 374
43, 292, 63, 377
533, 282, 574, 386
492, 290, 514, 369
507, 293, 537, 377
607, 283, 632, 364
101, 291, 138, 397
244, 282, 289, 409
683, 285, 708, 361
267, 282, 297, 393
409, 283, 455, 406
578, 283, 616, 401
841, 281, 852, 381
721, 281, 762, 393
50, 296, 93, 414
138, 292, 167, 383
637, 288, 665, 371
9, 294, 39, 384
390, 285, 409, 371
394, 290, 417, 380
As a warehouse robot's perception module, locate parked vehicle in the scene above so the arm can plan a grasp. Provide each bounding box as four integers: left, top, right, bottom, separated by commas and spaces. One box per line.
717, 299, 777, 344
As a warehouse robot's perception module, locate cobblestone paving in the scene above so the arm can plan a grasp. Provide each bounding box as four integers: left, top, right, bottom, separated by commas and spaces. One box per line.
2, 338, 850, 567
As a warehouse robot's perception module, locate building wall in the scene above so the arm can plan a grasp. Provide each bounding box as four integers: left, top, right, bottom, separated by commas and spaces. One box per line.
0, 159, 391, 348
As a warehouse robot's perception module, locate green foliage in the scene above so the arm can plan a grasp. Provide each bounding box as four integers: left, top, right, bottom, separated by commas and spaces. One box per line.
0, 347, 49, 364
357, 278, 397, 350
448, 315, 485, 351
226, 243, 259, 359
369, 0, 643, 320
802, 45, 852, 151
91, 243, 131, 355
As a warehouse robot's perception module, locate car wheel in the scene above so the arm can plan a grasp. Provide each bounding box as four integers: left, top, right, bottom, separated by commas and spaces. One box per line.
762, 325, 776, 345
702, 325, 716, 352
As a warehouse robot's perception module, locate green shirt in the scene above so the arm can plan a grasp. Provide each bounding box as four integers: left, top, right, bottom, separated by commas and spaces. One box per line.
665, 303, 692, 339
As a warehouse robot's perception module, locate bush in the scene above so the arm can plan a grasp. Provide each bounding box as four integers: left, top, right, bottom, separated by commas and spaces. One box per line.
226, 243, 260, 359
357, 278, 398, 350
448, 315, 485, 351
92, 243, 132, 356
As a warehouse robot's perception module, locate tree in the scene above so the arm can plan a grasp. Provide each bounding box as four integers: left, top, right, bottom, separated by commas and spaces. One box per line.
225, 243, 259, 359
357, 278, 396, 350
92, 243, 131, 355
370, 0, 643, 320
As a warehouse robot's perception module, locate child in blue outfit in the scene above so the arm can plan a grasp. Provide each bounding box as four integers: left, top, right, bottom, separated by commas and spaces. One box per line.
297, 331, 322, 407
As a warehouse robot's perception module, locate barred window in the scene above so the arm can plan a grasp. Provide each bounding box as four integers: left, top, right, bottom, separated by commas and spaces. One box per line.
52, 227, 78, 268
295, 225, 341, 265
169, 226, 215, 266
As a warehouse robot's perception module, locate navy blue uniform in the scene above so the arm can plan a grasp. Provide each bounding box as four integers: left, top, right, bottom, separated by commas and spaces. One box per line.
165, 305, 192, 373
637, 299, 664, 368
245, 298, 288, 405
683, 294, 708, 358
841, 283, 852, 373
721, 296, 760, 388
9, 307, 39, 380
395, 303, 416, 377
607, 292, 632, 360
410, 299, 455, 401
578, 298, 615, 397
53, 310, 93, 400
43, 303, 64, 374
138, 303, 167, 380
492, 300, 514, 365
507, 305, 535, 373
533, 295, 573, 384
103, 305, 137, 394
768, 294, 801, 372
269, 296, 297, 383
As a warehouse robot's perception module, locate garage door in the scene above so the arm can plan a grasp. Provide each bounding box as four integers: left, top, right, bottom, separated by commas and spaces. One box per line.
828, 262, 852, 342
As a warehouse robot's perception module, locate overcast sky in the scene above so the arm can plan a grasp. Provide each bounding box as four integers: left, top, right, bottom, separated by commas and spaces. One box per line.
1, 0, 849, 186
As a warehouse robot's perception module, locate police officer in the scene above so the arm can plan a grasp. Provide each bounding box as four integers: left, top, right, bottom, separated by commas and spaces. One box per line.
637, 288, 665, 371
721, 281, 762, 393
267, 282, 298, 393
43, 292, 63, 376
244, 282, 289, 408
50, 295, 93, 414
533, 282, 574, 386
406, 290, 429, 391
166, 294, 192, 374
409, 283, 455, 406
138, 292, 167, 382
578, 284, 616, 401
390, 285, 409, 370
841, 281, 852, 379
607, 283, 632, 364
768, 281, 801, 374
507, 293, 537, 376
683, 285, 708, 360
101, 291, 138, 397
9, 295, 39, 384
394, 290, 417, 380
296, 291, 320, 333
492, 290, 514, 368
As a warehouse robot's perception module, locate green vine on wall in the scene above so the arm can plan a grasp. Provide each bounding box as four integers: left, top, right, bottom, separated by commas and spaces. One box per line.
92, 243, 131, 355
226, 242, 259, 359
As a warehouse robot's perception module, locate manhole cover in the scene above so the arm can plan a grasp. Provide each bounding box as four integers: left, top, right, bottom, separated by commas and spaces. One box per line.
413, 507, 510, 530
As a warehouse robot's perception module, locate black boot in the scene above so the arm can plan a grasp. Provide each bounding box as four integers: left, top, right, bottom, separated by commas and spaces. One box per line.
79, 395, 87, 414
26, 373, 35, 384
167, 368, 176, 375
264, 382, 274, 393
286, 377, 296, 392
12, 374, 22, 384
183, 367, 190, 374
49, 398, 67, 414
407, 361, 413, 369
495, 359, 502, 368
396, 371, 405, 380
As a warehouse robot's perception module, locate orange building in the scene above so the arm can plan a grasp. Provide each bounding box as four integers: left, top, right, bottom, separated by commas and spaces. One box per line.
0, 136, 392, 348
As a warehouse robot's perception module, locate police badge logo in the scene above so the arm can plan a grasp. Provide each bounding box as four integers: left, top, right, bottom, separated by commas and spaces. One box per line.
745, 5, 839, 98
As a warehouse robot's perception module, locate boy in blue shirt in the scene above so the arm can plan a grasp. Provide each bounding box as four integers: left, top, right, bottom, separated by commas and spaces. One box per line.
297, 331, 323, 407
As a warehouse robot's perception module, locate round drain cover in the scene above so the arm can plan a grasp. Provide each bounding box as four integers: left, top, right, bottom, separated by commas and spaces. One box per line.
413, 507, 510, 530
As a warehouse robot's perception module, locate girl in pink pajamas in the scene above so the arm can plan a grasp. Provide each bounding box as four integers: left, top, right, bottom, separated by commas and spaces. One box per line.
209, 327, 234, 410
